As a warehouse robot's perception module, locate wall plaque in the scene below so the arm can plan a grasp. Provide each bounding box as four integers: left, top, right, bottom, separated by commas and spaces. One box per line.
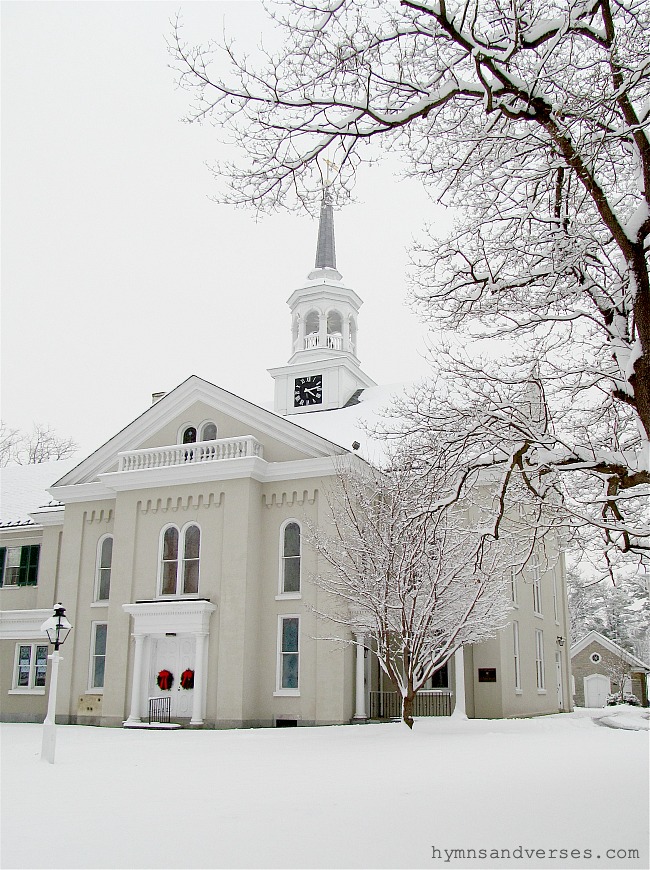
478, 668, 497, 682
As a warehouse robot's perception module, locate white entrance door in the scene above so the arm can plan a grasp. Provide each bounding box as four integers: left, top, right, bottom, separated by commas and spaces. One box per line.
584, 673, 610, 708
555, 652, 563, 709
150, 636, 195, 718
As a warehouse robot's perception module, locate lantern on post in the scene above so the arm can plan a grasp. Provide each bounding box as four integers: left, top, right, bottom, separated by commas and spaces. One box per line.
40, 603, 73, 764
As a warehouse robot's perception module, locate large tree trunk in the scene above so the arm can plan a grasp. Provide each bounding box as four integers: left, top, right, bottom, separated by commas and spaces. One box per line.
402, 693, 415, 729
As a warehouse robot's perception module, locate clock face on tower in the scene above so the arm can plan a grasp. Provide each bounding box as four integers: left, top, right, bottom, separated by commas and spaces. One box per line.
294, 375, 323, 407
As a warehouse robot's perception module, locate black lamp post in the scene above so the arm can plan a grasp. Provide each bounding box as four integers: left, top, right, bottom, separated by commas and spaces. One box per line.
40, 603, 73, 763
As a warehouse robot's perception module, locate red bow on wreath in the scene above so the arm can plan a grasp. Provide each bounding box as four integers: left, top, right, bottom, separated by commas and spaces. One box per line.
180, 668, 195, 690
157, 669, 173, 691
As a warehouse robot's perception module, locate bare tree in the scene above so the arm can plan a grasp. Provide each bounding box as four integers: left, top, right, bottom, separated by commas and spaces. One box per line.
310, 457, 517, 728
0, 422, 77, 466
0, 423, 21, 467
171, 0, 650, 576
603, 650, 639, 705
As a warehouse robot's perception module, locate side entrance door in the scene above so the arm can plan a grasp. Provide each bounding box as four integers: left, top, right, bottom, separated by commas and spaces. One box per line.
555, 652, 563, 709
149, 636, 195, 719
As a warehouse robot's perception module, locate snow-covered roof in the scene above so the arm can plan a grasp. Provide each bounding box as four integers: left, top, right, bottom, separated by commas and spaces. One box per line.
0, 458, 79, 526
571, 630, 650, 671
283, 383, 406, 465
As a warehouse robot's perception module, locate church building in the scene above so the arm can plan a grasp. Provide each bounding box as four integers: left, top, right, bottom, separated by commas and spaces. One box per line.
0, 199, 572, 727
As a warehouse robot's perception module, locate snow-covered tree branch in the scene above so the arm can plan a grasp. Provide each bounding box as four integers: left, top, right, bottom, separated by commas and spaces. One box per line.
171, 0, 650, 575
309, 457, 517, 727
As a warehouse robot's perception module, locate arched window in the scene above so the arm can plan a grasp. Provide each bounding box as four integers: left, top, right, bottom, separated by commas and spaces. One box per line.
327, 310, 343, 349
327, 310, 342, 334
161, 527, 179, 595
281, 521, 301, 594
95, 535, 113, 601
182, 525, 200, 594
304, 310, 320, 348
182, 427, 197, 444
159, 524, 201, 596
200, 422, 218, 441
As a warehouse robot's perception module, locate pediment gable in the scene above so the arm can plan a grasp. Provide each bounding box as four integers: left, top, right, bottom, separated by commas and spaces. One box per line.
570, 630, 650, 671
53, 375, 348, 489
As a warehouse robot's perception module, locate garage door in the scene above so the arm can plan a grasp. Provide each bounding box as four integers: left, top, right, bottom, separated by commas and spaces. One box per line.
584, 673, 610, 707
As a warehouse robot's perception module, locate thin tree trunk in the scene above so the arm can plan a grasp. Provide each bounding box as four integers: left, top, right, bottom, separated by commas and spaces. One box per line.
402, 693, 415, 729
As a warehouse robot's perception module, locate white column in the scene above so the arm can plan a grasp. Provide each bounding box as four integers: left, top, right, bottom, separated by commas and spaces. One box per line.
41, 650, 62, 764
297, 315, 305, 351
126, 633, 147, 724
319, 312, 327, 349
353, 631, 367, 720
452, 646, 468, 719
190, 632, 207, 726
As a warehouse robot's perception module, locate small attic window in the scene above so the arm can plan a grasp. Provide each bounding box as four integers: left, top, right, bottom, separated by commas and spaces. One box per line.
201, 422, 218, 441
182, 427, 197, 445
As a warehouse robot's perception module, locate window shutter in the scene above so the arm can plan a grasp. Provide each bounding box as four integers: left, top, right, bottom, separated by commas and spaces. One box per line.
27, 545, 40, 586
18, 546, 40, 586
18, 546, 29, 586
0, 548, 5, 588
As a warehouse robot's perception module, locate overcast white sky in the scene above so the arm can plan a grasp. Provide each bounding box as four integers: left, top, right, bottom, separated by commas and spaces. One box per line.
2, 1, 452, 460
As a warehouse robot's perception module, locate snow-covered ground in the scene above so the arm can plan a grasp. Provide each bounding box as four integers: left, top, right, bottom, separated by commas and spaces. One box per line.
2, 709, 648, 870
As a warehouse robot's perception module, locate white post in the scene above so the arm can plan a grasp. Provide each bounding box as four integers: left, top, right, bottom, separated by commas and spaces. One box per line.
353, 632, 367, 720
126, 633, 146, 724
41, 650, 62, 764
297, 315, 305, 352
452, 646, 468, 719
190, 633, 207, 726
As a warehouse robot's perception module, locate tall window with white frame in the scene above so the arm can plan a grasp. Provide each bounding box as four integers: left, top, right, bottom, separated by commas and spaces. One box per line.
552, 571, 559, 622
281, 521, 301, 594
89, 623, 108, 690
159, 525, 201, 596
13, 643, 48, 691
277, 616, 300, 693
531, 553, 542, 615
535, 629, 545, 691
95, 535, 113, 602
510, 566, 518, 606
513, 621, 521, 691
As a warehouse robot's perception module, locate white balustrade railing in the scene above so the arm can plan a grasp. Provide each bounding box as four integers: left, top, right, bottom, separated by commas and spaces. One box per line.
303, 333, 343, 351
118, 436, 263, 472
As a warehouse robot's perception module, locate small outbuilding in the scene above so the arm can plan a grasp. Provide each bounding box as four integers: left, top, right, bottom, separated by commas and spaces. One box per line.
571, 630, 649, 708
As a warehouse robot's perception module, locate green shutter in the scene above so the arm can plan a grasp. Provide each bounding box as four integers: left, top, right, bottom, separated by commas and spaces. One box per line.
18, 547, 29, 586
18, 545, 40, 586
0, 548, 5, 588
27, 545, 40, 586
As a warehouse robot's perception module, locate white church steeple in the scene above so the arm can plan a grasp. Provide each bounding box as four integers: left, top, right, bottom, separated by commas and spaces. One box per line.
269, 192, 376, 415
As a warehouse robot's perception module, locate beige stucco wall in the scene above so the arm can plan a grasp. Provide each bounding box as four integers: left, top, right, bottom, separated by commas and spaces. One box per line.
140, 400, 314, 463
1, 402, 570, 729
22, 459, 354, 728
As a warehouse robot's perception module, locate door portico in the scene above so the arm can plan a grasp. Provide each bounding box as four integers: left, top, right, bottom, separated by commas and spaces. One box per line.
123, 600, 216, 725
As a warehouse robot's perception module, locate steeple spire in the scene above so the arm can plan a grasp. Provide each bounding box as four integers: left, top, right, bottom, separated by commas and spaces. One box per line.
309, 190, 342, 281
315, 192, 336, 270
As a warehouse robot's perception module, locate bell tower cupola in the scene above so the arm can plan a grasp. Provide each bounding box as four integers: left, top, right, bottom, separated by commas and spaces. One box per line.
269, 191, 376, 415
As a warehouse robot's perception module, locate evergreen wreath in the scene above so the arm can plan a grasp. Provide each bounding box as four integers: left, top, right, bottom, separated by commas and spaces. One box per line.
180, 668, 195, 690
157, 669, 173, 691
